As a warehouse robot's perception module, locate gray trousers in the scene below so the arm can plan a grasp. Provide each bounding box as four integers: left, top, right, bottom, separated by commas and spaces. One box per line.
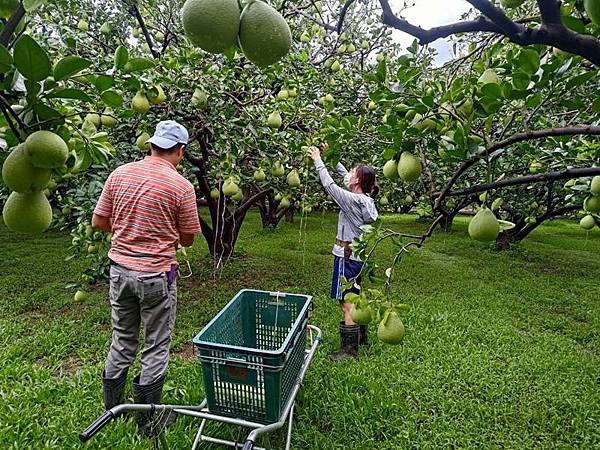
104, 264, 177, 385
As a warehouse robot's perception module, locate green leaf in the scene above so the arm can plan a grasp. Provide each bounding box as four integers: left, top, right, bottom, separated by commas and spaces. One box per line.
0, 44, 12, 73
47, 88, 93, 102
123, 57, 155, 73
53, 56, 92, 81
13, 35, 50, 82
517, 49, 540, 75
480, 83, 503, 99
93, 75, 114, 92
525, 94, 542, 108
113, 45, 129, 70
33, 103, 62, 121
565, 71, 597, 90
100, 90, 123, 107
64, 37, 77, 49
512, 71, 530, 90
561, 16, 586, 33
23, 0, 45, 11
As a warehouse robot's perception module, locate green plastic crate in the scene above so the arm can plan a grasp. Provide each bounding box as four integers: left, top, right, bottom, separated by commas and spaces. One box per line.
193, 289, 312, 424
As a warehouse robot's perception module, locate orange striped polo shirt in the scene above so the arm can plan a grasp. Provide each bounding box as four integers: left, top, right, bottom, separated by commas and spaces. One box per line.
94, 156, 201, 273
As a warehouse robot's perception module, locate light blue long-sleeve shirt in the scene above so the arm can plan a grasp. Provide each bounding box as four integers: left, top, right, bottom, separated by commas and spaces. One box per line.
314, 158, 379, 260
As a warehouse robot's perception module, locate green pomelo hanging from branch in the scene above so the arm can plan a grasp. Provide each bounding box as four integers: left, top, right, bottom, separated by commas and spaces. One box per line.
580, 215, 596, 230
397, 152, 422, 182
2, 144, 52, 193
468, 207, 500, 242
181, 0, 241, 54
2, 191, 53, 234
238, 0, 292, 67
25, 131, 69, 169
377, 310, 405, 345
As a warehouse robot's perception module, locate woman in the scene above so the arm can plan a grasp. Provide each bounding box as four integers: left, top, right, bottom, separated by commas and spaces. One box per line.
308, 145, 379, 361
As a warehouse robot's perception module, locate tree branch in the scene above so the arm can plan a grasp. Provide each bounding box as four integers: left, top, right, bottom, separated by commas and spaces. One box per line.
434, 125, 600, 209
0, 3, 25, 47
337, 0, 357, 33
537, 0, 562, 24
375, 0, 600, 66
128, 1, 159, 59
442, 167, 600, 197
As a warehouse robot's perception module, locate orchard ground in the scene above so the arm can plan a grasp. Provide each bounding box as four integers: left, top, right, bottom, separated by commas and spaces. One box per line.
0, 211, 599, 449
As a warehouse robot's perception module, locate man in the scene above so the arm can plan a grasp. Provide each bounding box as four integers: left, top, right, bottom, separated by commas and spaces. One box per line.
92, 120, 201, 436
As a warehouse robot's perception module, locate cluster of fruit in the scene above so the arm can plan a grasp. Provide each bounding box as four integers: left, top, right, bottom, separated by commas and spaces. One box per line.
181, 0, 292, 67
580, 176, 600, 230
2, 131, 69, 234
346, 293, 407, 345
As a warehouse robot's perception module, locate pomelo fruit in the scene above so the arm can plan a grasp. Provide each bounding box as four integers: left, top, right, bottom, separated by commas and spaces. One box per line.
77, 19, 89, 32
590, 175, 600, 195
529, 161, 543, 174
382, 159, 398, 179
210, 188, 220, 199
191, 88, 208, 109
580, 215, 596, 230
351, 304, 372, 325
478, 68, 500, 85
397, 152, 422, 182
584, 0, 600, 24
379, 195, 389, 206
274, 192, 282, 202
132, 92, 150, 114
147, 85, 166, 105
302, 206, 312, 213
238, 0, 292, 67
25, 131, 69, 169
267, 111, 282, 129
584, 195, 600, 213
74, 290, 88, 302
272, 161, 285, 177
404, 195, 413, 205
2, 144, 51, 193
368, 100, 377, 111
253, 168, 266, 182
330, 60, 341, 72
468, 207, 500, 242
456, 98, 473, 117
279, 197, 290, 208
277, 89, 289, 101
2, 191, 53, 233
100, 22, 111, 35
136, 132, 151, 151
181, 0, 240, 53
361, 40, 368, 50
287, 169, 301, 187
232, 190, 243, 202
222, 178, 239, 197
377, 311, 405, 345
324, 93, 334, 103
100, 109, 117, 128
85, 113, 101, 128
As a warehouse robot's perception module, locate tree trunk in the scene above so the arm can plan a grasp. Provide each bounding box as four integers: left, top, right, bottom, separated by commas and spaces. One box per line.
257, 192, 290, 230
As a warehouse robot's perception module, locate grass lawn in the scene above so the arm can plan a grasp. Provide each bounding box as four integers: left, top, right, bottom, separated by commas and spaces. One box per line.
0, 210, 599, 449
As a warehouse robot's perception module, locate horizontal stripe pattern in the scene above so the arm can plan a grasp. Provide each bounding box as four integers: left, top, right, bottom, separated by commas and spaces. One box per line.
94, 156, 201, 272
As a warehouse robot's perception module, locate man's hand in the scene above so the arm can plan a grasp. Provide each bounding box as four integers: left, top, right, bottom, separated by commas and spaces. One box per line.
179, 232, 195, 247
308, 146, 321, 161
91, 213, 112, 233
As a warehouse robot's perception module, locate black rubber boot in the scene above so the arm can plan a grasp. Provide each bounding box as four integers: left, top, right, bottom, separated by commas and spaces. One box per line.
359, 325, 369, 346
102, 369, 127, 411
133, 374, 175, 437
330, 322, 359, 362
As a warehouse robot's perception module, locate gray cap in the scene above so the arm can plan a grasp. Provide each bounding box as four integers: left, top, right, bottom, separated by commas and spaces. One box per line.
147, 120, 189, 149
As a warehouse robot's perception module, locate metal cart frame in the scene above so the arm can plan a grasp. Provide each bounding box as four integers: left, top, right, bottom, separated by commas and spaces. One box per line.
80, 325, 322, 450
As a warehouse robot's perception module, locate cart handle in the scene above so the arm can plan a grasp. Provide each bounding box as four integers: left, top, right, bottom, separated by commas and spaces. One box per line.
79, 410, 114, 442
242, 439, 254, 450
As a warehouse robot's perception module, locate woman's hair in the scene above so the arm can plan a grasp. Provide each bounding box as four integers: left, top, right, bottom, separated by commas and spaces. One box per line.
355, 164, 379, 198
